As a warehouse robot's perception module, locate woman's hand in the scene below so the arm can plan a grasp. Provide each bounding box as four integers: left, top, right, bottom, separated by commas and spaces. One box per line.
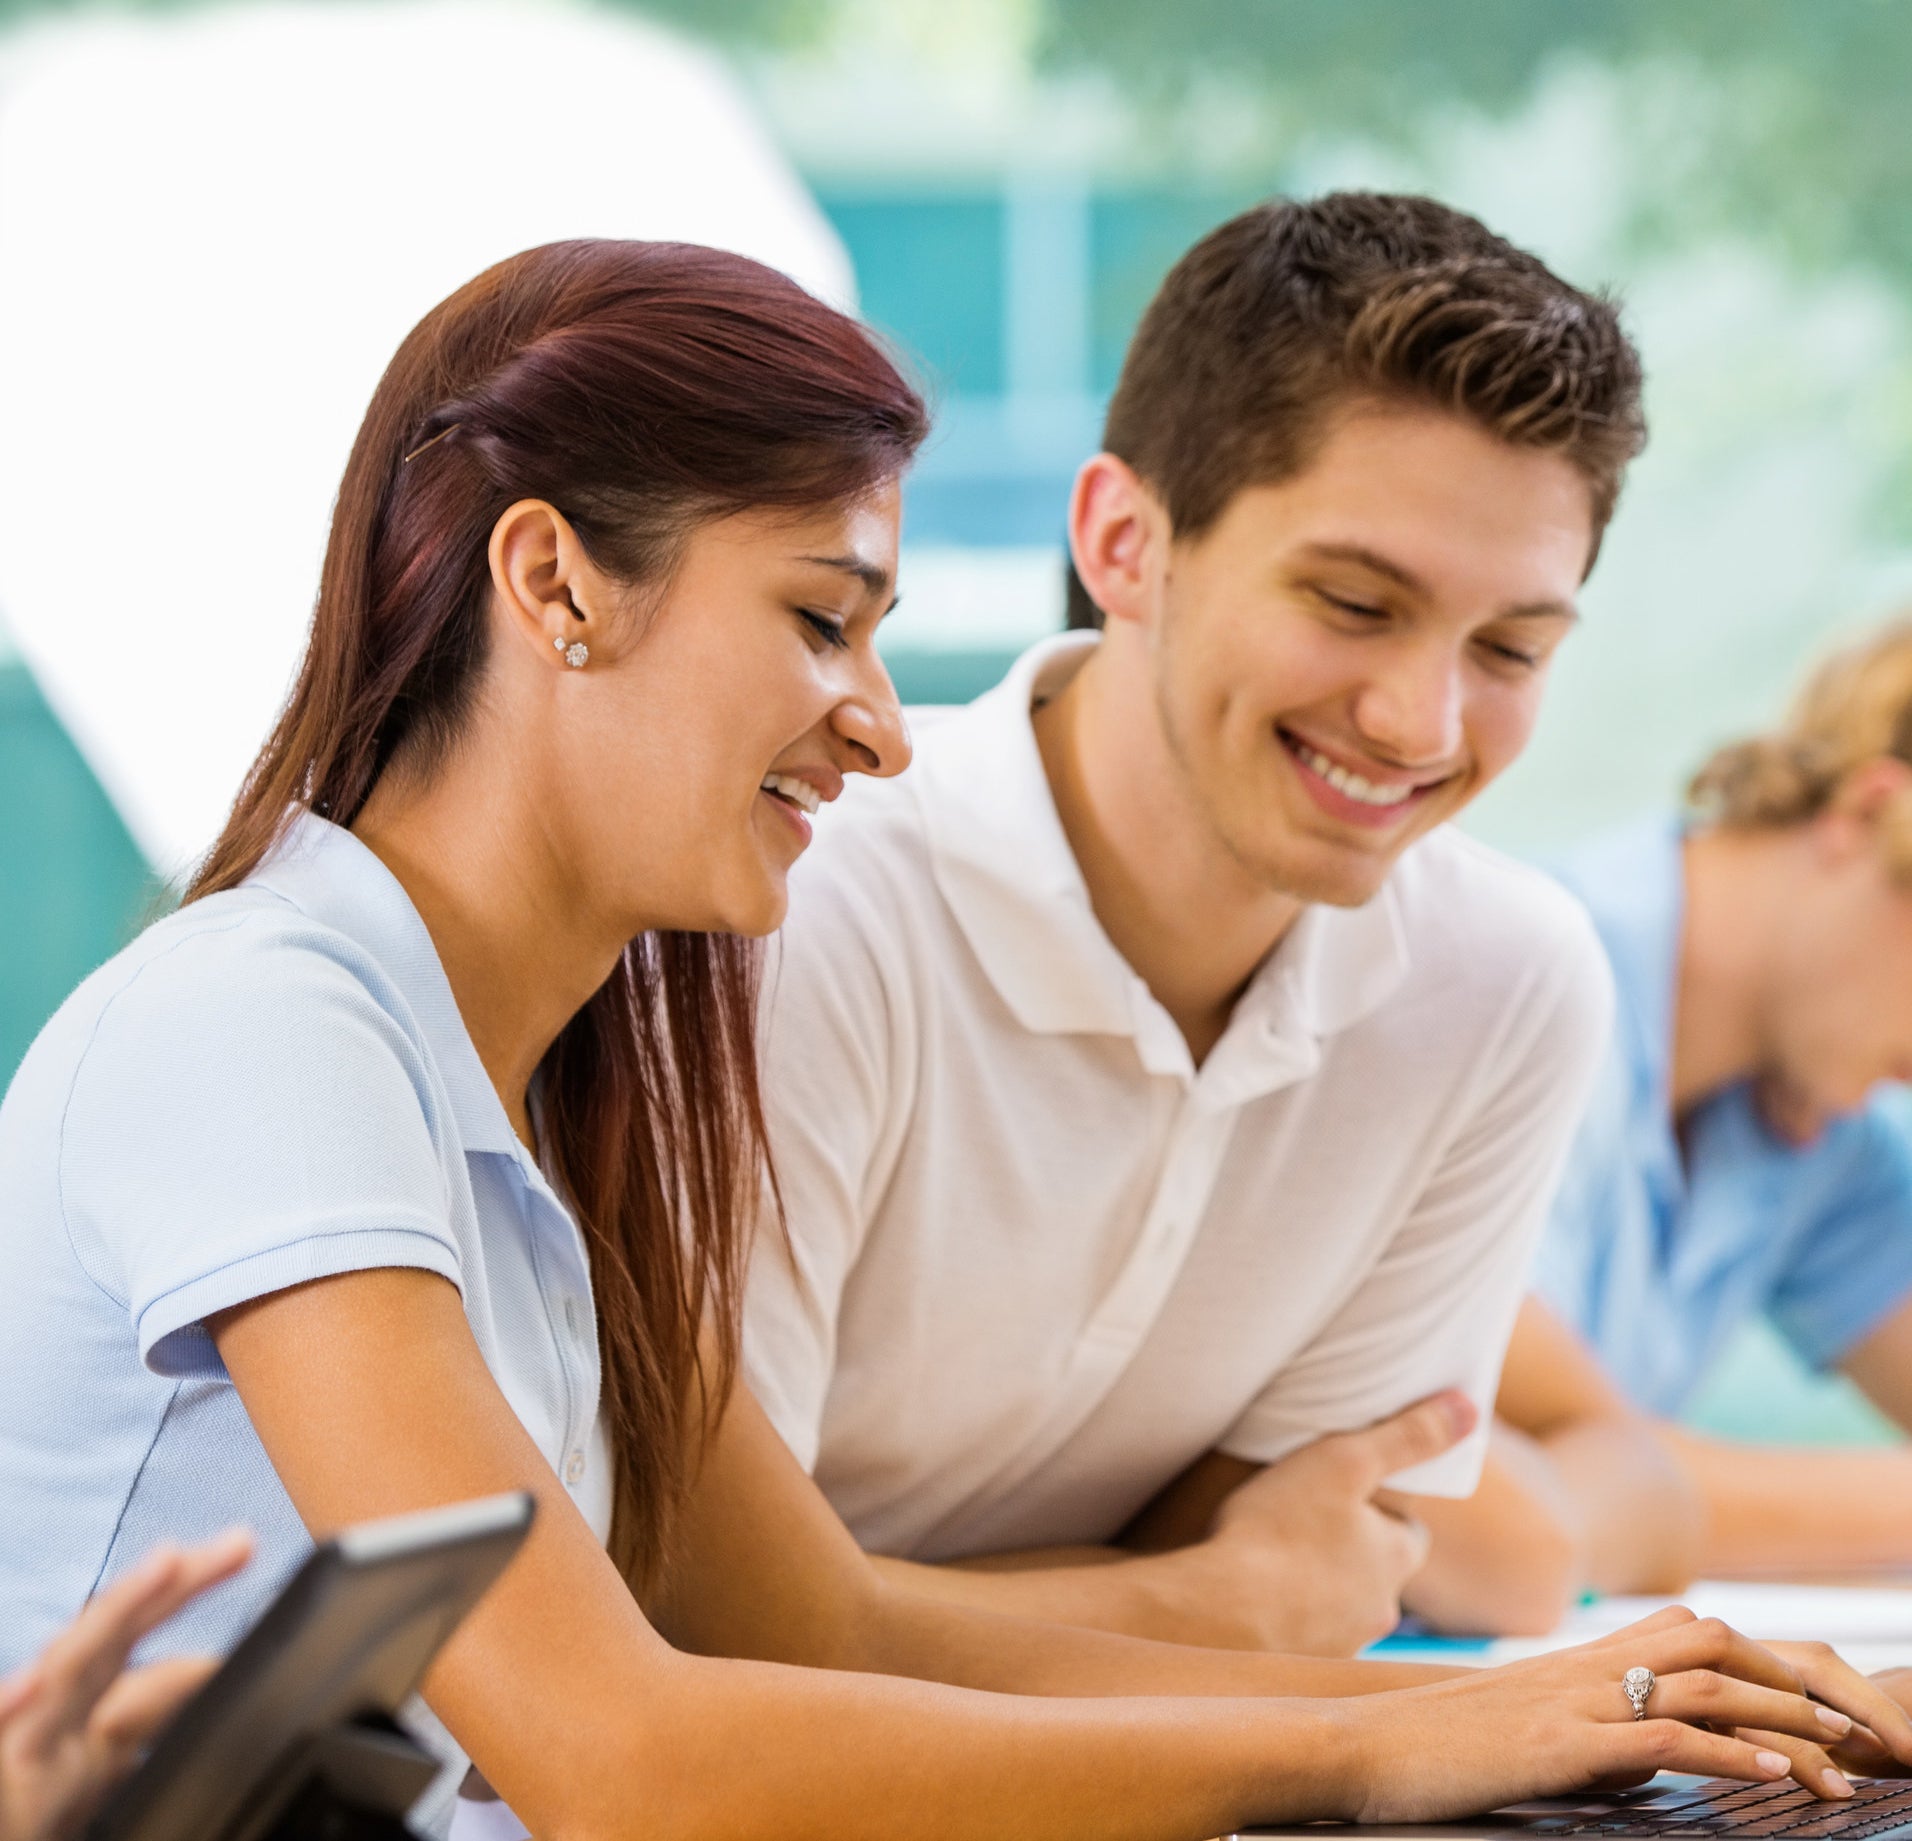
0, 1530, 252, 1841
1760, 1660, 1912, 1781
1334, 1608, 1912, 1825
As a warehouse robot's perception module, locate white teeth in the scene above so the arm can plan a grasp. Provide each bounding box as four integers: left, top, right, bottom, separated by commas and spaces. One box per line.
760, 772, 822, 816
1292, 741, 1416, 808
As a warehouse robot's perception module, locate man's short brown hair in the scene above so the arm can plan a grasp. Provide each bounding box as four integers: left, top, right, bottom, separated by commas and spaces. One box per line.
1103, 191, 1646, 553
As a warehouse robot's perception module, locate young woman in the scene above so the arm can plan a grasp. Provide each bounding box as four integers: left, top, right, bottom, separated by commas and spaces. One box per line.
0, 240, 1904, 1841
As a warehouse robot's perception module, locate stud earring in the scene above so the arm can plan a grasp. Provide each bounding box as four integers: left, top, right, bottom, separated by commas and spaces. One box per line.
554, 634, 589, 669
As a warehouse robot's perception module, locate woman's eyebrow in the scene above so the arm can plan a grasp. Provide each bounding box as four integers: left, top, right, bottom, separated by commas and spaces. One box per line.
798, 552, 892, 597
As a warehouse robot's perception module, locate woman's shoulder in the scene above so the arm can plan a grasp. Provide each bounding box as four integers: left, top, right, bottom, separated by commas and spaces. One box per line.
7, 887, 432, 1129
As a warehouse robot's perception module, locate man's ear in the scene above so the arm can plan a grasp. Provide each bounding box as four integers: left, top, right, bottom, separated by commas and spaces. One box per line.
486, 498, 605, 666
1067, 453, 1170, 631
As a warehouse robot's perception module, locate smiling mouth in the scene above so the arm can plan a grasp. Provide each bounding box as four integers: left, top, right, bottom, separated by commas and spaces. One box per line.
760, 772, 823, 816
1277, 729, 1447, 814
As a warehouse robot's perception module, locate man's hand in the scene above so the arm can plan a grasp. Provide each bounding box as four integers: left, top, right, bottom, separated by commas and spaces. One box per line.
0, 1530, 251, 1841
1122, 1390, 1477, 1655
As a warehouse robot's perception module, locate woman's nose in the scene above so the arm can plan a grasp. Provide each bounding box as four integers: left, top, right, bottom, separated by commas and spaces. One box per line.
833, 655, 912, 779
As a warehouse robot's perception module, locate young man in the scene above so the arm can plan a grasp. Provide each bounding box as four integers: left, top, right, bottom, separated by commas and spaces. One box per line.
1439, 619, 1912, 1603
743, 192, 1641, 1651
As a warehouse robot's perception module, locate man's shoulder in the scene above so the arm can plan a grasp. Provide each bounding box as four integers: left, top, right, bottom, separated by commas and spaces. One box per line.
1391, 824, 1609, 977
786, 766, 935, 928
783, 705, 983, 935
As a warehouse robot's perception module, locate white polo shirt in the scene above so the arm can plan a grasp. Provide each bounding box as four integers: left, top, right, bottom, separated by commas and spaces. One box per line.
744, 633, 1612, 1563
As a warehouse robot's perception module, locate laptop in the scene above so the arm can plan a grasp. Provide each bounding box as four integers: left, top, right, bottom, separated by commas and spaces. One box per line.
1235, 1772, 1912, 1839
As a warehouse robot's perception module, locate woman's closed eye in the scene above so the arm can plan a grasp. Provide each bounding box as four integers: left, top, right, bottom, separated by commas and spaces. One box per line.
795, 607, 850, 651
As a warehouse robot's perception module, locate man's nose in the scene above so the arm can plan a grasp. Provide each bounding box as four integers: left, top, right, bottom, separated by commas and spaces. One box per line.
1351, 645, 1465, 767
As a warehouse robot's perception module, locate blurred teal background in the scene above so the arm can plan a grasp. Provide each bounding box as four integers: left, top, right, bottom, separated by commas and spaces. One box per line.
5, 0, 1912, 1445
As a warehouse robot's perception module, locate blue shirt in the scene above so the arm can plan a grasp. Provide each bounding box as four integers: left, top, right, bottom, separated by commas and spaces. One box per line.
1535, 815, 1912, 1415
0, 813, 612, 1678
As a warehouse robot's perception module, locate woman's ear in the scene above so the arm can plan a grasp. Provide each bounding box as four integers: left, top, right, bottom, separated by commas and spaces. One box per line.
487, 499, 604, 668
1818, 755, 1912, 865
1067, 453, 1170, 632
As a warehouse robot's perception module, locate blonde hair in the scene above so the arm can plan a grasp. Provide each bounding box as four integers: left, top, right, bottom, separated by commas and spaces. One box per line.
1687, 615, 1912, 878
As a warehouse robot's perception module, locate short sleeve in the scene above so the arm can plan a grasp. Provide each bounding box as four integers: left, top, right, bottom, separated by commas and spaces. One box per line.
1216, 896, 1615, 1498
1767, 1100, 1912, 1372
1529, 1034, 1636, 1331
58, 914, 463, 1378
744, 861, 914, 1471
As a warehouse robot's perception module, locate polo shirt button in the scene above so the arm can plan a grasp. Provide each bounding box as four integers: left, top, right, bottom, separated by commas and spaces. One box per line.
565, 1450, 586, 1485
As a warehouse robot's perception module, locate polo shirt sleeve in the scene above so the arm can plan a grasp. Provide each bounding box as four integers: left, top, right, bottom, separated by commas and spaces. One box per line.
744, 873, 911, 1473
1216, 899, 1615, 1498
57, 913, 463, 1379
1527, 1035, 1634, 1334
1766, 1099, 1912, 1374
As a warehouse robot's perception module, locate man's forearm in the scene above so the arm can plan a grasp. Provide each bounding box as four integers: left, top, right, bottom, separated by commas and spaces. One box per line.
1402, 1419, 1703, 1635
869, 1546, 1311, 1653
1544, 1419, 1703, 1593
1658, 1427, 1912, 1575
1395, 1431, 1581, 1637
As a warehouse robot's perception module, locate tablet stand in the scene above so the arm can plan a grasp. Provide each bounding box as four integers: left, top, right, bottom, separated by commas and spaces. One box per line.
261, 1714, 438, 1841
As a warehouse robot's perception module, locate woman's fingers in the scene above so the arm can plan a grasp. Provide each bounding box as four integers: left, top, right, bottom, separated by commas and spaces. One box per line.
1647, 1670, 1857, 1750
115, 1529, 253, 1643
1635, 1618, 1807, 1696
0, 1663, 39, 1725
13, 1529, 250, 1750
1768, 1643, 1912, 1769
1823, 1723, 1912, 1778
1590, 1607, 1703, 1648
89, 1657, 218, 1750
1615, 1617, 1912, 1768
1600, 1719, 1794, 1789
1732, 1729, 1853, 1802
17, 1549, 191, 1739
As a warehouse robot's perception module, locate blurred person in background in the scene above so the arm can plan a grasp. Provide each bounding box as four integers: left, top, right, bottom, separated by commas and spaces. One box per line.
744, 190, 1661, 1651
4, 232, 1888, 1841
1, 1533, 249, 1841
1464, 619, 1912, 1593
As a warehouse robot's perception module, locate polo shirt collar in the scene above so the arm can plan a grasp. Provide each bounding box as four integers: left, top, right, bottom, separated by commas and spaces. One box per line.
248, 810, 521, 1156
912, 633, 1410, 1089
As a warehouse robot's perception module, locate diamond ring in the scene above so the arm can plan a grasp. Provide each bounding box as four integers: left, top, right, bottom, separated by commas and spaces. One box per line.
1623, 1666, 1656, 1720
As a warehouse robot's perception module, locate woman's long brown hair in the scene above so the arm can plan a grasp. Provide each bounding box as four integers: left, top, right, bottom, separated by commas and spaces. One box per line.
186, 240, 927, 1584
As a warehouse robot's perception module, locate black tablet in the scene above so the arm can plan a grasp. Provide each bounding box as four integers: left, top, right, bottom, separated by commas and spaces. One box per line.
86, 1492, 535, 1841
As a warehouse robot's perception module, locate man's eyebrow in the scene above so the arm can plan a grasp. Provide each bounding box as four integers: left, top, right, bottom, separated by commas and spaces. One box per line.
1294, 541, 1577, 622
1295, 540, 1430, 596
798, 552, 892, 597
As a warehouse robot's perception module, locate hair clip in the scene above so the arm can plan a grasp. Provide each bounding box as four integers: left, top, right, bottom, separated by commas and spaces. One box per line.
402, 424, 458, 465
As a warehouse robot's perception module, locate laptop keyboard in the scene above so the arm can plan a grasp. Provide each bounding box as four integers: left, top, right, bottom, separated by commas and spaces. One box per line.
1525, 1778, 1912, 1838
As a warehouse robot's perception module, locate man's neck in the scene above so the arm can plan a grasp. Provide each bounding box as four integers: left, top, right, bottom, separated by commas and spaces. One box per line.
1670, 828, 1786, 1114
1031, 639, 1302, 1065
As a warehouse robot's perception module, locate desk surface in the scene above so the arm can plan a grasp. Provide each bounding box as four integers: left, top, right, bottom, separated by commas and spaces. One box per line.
1372, 1577, 1912, 1673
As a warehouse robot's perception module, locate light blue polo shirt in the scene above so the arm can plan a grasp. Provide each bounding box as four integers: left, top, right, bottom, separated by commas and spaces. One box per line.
1535, 814, 1912, 1415
0, 811, 612, 1678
